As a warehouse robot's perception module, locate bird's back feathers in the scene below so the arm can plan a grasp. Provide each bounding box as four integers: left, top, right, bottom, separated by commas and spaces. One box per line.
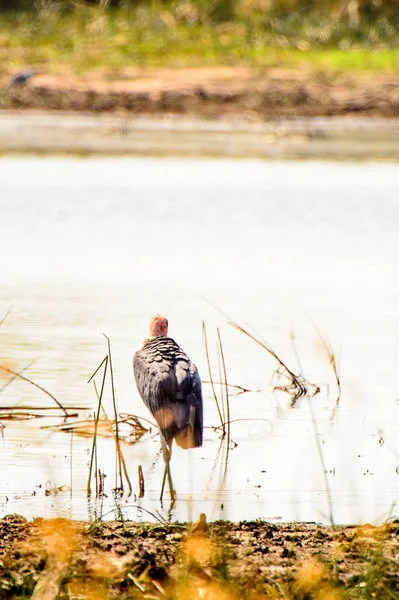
133, 336, 203, 448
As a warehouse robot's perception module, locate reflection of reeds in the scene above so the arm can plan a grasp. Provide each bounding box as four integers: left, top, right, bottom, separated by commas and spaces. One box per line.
201, 381, 254, 395
202, 321, 224, 434
202, 322, 233, 442
307, 316, 341, 413
290, 330, 335, 527
203, 324, 234, 500
216, 328, 230, 445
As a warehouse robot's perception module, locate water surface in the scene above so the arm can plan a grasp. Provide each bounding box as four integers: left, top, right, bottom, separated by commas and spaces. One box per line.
0, 156, 399, 525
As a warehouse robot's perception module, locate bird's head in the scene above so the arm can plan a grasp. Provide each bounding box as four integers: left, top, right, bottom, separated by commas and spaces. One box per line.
149, 314, 168, 338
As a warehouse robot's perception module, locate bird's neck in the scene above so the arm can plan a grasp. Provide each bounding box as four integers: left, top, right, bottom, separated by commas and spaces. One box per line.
141, 335, 167, 346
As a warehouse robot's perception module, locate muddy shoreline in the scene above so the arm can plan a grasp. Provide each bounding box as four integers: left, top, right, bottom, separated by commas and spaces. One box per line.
1, 67, 399, 119
1, 514, 398, 598
1, 68, 399, 158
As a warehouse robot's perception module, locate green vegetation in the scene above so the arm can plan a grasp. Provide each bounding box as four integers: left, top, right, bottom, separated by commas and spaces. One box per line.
0, 0, 399, 75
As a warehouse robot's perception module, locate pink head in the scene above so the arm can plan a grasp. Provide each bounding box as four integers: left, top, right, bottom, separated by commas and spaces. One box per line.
149, 314, 168, 337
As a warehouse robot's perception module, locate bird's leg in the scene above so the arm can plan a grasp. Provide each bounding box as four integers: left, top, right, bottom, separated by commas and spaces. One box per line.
160, 436, 175, 502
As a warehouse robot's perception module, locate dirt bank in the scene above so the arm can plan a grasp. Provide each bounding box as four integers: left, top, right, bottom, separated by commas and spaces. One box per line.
1, 513, 399, 598
1, 67, 399, 119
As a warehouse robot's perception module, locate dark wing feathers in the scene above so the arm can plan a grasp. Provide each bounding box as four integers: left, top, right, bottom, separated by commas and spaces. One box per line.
133, 337, 203, 448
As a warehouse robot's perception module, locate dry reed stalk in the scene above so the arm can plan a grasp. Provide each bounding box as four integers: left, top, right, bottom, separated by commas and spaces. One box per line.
104, 334, 123, 495
202, 381, 254, 395
202, 321, 225, 434
94, 410, 99, 496
96, 397, 133, 496
138, 465, 145, 498
229, 320, 307, 405
0, 361, 34, 395
216, 334, 226, 429
87, 355, 108, 496
307, 317, 341, 410
118, 412, 150, 434
216, 328, 231, 444
70, 430, 73, 500
0, 308, 11, 328
127, 573, 145, 593
88, 339, 133, 497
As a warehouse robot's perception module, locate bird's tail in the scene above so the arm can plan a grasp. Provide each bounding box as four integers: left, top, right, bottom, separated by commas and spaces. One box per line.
175, 405, 203, 449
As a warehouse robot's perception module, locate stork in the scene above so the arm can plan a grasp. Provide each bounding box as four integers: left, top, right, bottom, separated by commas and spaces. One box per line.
133, 315, 203, 501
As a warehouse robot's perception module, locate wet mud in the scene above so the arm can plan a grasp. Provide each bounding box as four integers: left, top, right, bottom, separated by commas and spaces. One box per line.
1, 514, 399, 598
1, 67, 399, 119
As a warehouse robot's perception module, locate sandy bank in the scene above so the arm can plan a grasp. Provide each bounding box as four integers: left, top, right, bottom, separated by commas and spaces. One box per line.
0, 112, 398, 159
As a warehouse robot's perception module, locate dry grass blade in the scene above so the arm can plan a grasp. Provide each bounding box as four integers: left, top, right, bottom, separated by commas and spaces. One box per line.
0, 412, 40, 420
229, 320, 306, 405
127, 573, 145, 593
87, 355, 108, 496
103, 333, 124, 495
202, 321, 224, 434
202, 381, 256, 395
216, 328, 230, 444
2, 404, 85, 411
97, 396, 133, 496
87, 355, 108, 384
0, 360, 35, 395
307, 316, 341, 411
118, 413, 150, 435
0, 308, 11, 328
0, 364, 69, 415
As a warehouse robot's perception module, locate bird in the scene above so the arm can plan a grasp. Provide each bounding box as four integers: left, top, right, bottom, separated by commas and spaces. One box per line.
9, 70, 34, 87
133, 314, 203, 501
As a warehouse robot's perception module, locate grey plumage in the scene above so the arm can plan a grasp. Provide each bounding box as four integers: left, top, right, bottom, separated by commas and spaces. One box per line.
10, 70, 33, 87
133, 336, 203, 449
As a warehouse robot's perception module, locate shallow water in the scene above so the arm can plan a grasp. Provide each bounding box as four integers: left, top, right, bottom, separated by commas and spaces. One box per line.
0, 156, 399, 525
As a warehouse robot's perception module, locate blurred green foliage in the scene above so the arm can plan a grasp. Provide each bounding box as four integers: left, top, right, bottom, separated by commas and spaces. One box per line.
0, 0, 398, 73
1, 0, 399, 24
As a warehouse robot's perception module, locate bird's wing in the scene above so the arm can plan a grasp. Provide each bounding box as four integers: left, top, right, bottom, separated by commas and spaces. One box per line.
133, 338, 203, 446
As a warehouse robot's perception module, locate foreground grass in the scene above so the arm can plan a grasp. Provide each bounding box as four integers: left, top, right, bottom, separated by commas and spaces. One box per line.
1, 514, 399, 599
0, 4, 399, 77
